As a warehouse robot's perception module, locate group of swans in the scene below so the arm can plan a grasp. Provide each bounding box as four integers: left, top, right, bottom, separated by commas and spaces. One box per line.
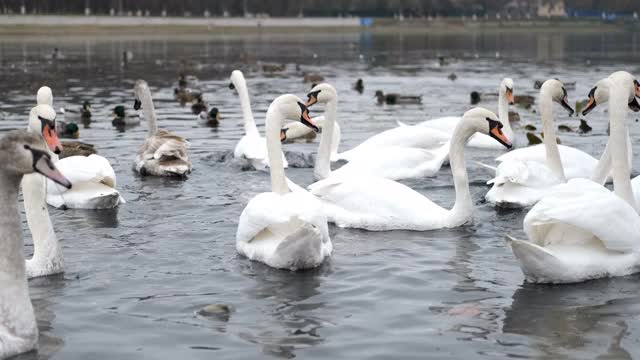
236, 83, 513, 269
0, 130, 72, 359
229, 70, 339, 169
507, 71, 640, 284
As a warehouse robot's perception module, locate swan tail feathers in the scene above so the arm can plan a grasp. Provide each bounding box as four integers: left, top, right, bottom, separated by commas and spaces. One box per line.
506, 235, 568, 283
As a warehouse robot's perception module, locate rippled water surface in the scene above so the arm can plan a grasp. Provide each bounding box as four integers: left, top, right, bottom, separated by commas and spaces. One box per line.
3, 30, 640, 359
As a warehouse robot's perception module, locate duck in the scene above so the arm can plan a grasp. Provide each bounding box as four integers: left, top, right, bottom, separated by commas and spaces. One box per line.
198, 107, 221, 127
56, 120, 79, 139
307, 107, 512, 231
35, 87, 125, 209
375, 90, 422, 105
134, 80, 192, 177
0, 129, 71, 359
514, 95, 535, 109
191, 94, 208, 115
59, 141, 96, 159
61, 100, 91, 122
483, 79, 598, 208
112, 105, 141, 128
507, 71, 640, 284
354, 78, 364, 93
306, 83, 451, 181
229, 70, 288, 170
409, 78, 515, 149
236, 94, 331, 270
174, 87, 201, 105
303, 73, 325, 83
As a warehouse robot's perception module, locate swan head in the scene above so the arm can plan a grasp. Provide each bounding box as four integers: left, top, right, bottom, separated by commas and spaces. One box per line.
463, 107, 512, 149
28, 104, 62, 155
229, 70, 246, 91
133, 80, 150, 110
541, 79, 574, 115
36, 86, 53, 106
583, 73, 640, 116
500, 78, 514, 105
305, 83, 337, 107
270, 94, 319, 133
0, 130, 71, 188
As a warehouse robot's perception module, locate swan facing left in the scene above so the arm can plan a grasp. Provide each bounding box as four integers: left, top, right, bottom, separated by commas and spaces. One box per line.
0, 130, 72, 359
236, 94, 332, 270
133, 80, 192, 177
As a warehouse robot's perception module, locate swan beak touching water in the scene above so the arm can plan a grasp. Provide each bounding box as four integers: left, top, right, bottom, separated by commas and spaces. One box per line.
39, 115, 63, 154
505, 86, 514, 105
487, 118, 513, 149
28, 145, 72, 188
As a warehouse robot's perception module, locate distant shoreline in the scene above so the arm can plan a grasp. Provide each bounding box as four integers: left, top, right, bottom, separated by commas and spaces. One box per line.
0, 15, 633, 36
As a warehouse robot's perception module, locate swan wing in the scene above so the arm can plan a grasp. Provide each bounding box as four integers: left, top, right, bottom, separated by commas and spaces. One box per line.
524, 178, 640, 253
416, 116, 461, 133
333, 145, 448, 180
308, 175, 447, 230
48, 154, 117, 191
496, 145, 597, 179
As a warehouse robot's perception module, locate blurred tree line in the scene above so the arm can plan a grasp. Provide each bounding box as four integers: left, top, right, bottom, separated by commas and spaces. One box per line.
0, 0, 637, 17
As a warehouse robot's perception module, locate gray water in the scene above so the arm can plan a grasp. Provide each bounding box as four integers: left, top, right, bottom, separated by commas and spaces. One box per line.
2, 30, 640, 359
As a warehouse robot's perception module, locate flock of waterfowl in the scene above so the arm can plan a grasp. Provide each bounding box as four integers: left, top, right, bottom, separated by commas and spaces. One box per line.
1, 67, 640, 358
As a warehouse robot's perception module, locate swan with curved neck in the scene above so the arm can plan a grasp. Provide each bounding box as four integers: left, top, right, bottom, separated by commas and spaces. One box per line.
133, 80, 192, 177
507, 71, 640, 283
308, 107, 512, 231
0, 130, 71, 359
484, 79, 601, 208
582, 76, 640, 187
23, 104, 66, 277
306, 83, 451, 182
229, 70, 289, 170
412, 78, 515, 149
236, 94, 331, 270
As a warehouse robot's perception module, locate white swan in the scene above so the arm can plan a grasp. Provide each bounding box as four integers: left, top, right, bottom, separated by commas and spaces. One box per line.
35, 87, 125, 208
306, 83, 450, 181
412, 78, 515, 149
308, 107, 512, 231
236, 94, 332, 270
507, 71, 640, 284
229, 70, 288, 170
133, 80, 192, 177
0, 130, 72, 359
283, 116, 342, 161
483, 79, 597, 207
22, 105, 66, 278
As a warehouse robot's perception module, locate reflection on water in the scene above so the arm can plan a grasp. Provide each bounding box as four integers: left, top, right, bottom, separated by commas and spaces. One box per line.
2, 30, 640, 359
504, 277, 640, 359
238, 261, 329, 358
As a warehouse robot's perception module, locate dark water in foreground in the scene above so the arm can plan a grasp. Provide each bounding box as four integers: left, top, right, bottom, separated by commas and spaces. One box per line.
2, 31, 640, 359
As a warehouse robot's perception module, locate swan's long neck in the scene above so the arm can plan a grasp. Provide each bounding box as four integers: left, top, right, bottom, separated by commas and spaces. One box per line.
314, 100, 337, 180
22, 173, 62, 275
265, 107, 289, 195
609, 84, 637, 209
236, 78, 259, 137
498, 89, 513, 140
448, 123, 474, 221
539, 90, 566, 181
0, 171, 33, 328
141, 87, 158, 135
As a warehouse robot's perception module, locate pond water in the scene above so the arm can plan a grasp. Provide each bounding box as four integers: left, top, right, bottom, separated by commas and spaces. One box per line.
2, 30, 640, 359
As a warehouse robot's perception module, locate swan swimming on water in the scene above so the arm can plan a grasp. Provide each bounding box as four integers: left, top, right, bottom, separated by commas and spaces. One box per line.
236, 94, 332, 270
0, 130, 72, 359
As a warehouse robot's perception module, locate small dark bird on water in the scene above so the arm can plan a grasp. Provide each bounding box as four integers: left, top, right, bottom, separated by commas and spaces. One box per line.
191, 95, 207, 115
470, 91, 481, 105
579, 119, 592, 134
354, 79, 364, 94
198, 107, 221, 127
375, 90, 422, 105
